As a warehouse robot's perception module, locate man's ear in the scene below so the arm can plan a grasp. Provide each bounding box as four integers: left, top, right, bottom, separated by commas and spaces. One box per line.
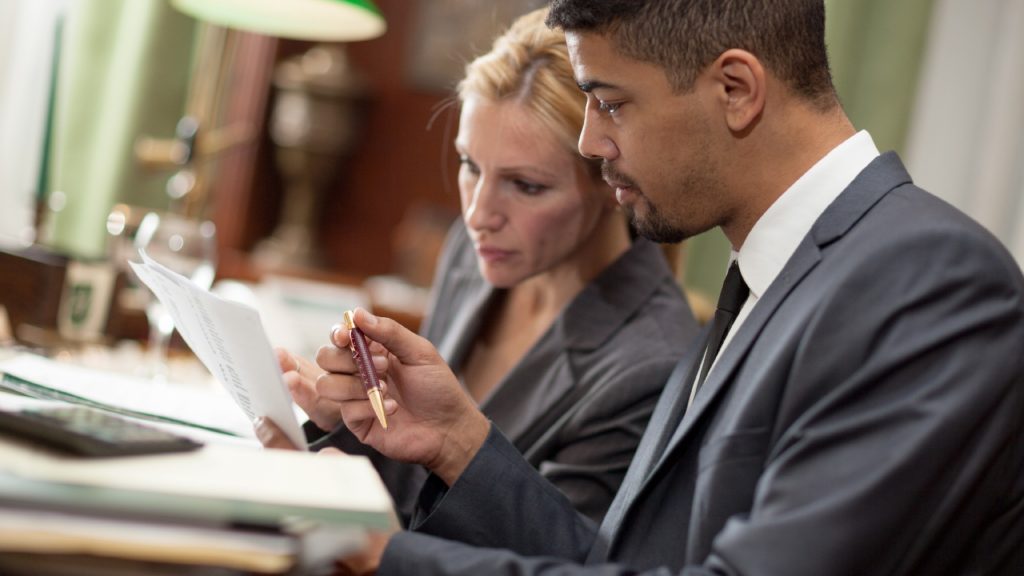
710, 49, 765, 133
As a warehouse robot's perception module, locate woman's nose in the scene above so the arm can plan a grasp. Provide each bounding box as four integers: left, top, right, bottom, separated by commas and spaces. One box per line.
463, 177, 505, 232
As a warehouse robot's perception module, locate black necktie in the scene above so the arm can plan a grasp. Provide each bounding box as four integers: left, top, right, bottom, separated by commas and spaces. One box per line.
646, 260, 751, 466
694, 261, 749, 392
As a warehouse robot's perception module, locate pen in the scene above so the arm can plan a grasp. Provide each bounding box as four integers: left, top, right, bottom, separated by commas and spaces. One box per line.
342, 310, 388, 430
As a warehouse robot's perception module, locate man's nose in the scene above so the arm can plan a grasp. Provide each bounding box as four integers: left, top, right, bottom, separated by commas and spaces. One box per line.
579, 108, 619, 161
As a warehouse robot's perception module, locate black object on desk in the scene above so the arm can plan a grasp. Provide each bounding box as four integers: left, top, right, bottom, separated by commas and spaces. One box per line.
0, 405, 203, 457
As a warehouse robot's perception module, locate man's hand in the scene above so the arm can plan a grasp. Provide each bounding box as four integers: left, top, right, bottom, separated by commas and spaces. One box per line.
276, 347, 385, 433
316, 308, 490, 486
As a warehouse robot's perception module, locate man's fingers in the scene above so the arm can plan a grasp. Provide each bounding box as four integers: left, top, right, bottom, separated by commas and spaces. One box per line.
315, 372, 362, 402
316, 343, 355, 373
320, 348, 388, 378
329, 323, 351, 348
338, 398, 398, 432
352, 308, 435, 365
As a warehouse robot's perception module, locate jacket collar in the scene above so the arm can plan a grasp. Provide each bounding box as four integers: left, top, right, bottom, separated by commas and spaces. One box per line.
632, 152, 914, 525
559, 238, 677, 351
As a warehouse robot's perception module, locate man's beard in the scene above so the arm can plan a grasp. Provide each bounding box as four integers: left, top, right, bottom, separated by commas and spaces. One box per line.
622, 199, 688, 244
604, 162, 687, 243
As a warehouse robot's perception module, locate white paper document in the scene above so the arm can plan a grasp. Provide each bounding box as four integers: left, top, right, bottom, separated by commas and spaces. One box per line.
0, 353, 255, 440
129, 250, 308, 449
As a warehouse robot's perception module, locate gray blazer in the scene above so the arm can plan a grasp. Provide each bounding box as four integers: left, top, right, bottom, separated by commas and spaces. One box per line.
380, 153, 1024, 575
308, 221, 698, 524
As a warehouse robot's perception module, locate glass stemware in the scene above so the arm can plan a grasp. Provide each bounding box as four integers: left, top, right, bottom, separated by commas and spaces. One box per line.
133, 212, 217, 382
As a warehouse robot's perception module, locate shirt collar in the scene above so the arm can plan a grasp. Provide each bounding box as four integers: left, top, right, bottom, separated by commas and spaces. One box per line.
735, 130, 880, 298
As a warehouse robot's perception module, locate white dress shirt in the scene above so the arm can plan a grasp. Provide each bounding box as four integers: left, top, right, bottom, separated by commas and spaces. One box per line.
688, 130, 881, 407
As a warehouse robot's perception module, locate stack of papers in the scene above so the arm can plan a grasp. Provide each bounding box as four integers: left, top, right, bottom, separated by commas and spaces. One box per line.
0, 437, 394, 530
0, 436, 392, 573
0, 353, 255, 439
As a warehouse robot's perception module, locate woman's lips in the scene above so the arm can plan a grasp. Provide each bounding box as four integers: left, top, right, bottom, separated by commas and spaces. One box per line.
476, 245, 514, 262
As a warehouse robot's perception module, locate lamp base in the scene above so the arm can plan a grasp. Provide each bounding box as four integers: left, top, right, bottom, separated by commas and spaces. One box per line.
251, 223, 321, 270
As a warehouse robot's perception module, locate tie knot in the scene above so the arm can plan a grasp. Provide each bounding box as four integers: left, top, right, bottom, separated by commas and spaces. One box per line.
717, 262, 749, 315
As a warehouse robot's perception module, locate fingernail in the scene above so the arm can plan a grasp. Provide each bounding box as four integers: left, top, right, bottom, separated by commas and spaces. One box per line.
383, 399, 398, 414
330, 324, 342, 344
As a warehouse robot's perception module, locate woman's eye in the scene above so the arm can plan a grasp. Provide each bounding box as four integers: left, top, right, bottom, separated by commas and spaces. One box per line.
598, 100, 622, 115
513, 179, 547, 196
459, 156, 479, 175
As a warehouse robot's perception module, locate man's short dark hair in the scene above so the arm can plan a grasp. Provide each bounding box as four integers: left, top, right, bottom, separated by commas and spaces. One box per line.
547, 0, 837, 109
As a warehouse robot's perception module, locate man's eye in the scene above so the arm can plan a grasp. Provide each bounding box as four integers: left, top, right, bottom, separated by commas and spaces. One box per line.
598, 100, 622, 115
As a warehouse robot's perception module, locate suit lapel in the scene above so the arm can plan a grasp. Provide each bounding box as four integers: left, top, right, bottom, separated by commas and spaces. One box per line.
588, 337, 707, 562
485, 239, 674, 448
435, 270, 493, 370
653, 244, 821, 469
481, 330, 575, 443
613, 152, 912, 540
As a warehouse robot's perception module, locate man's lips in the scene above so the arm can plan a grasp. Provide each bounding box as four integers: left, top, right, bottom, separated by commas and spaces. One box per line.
606, 180, 639, 204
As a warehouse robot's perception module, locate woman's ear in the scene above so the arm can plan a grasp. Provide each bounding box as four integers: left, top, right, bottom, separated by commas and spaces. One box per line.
710, 49, 766, 133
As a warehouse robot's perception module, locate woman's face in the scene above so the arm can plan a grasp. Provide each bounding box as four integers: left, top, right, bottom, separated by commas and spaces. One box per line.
456, 97, 611, 288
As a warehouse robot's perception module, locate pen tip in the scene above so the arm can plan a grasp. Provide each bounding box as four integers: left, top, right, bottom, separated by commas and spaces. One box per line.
368, 387, 389, 431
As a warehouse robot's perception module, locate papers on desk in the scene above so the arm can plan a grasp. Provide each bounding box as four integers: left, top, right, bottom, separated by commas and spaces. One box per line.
0, 436, 392, 573
0, 353, 255, 440
0, 438, 394, 530
0, 508, 316, 573
129, 250, 307, 449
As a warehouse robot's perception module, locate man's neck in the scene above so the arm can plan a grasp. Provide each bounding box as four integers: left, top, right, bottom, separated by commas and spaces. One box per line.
722, 104, 856, 249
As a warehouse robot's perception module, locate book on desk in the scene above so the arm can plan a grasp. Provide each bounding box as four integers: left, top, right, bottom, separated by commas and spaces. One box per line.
0, 354, 394, 575
0, 422, 394, 574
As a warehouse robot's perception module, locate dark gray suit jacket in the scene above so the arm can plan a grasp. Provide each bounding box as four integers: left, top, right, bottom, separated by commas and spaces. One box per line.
308, 222, 697, 524
380, 153, 1024, 575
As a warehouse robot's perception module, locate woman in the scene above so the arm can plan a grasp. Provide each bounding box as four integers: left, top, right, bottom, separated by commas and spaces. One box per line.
272, 8, 697, 524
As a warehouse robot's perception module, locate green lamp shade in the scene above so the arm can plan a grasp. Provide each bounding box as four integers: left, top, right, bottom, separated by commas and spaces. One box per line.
171, 0, 386, 42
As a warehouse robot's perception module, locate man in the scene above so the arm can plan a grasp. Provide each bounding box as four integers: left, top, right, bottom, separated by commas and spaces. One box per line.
279, 1, 1024, 574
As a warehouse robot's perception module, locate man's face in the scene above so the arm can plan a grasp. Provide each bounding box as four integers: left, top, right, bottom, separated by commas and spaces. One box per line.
566, 31, 729, 243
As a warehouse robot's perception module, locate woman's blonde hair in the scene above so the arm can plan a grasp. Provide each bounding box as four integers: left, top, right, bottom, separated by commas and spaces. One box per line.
457, 8, 590, 166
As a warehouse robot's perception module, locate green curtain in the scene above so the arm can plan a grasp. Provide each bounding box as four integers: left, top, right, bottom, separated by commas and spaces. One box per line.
41, 0, 196, 259
825, 0, 935, 154
681, 0, 936, 301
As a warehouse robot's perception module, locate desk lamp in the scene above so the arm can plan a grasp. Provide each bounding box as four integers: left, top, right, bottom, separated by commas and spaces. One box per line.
170, 0, 386, 42
135, 0, 386, 218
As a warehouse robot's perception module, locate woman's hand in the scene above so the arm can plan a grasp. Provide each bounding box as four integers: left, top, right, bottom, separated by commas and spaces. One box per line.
253, 416, 301, 450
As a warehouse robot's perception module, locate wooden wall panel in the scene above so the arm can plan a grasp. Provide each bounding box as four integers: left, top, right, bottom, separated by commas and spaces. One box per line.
320, 0, 461, 277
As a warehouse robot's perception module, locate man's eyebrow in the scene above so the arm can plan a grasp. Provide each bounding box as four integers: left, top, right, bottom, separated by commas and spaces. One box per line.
577, 80, 617, 93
